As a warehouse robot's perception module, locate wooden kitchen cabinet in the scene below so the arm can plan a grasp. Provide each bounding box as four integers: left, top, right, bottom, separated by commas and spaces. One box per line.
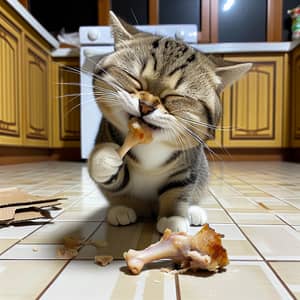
22, 36, 50, 147
222, 55, 283, 148
0, 11, 23, 146
291, 46, 300, 147
51, 58, 80, 148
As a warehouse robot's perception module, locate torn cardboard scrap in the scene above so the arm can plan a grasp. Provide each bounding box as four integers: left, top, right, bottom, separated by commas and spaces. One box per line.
0, 187, 66, 225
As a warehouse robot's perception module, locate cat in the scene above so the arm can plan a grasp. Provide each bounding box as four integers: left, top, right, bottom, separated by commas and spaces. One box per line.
88, 12, 252, 233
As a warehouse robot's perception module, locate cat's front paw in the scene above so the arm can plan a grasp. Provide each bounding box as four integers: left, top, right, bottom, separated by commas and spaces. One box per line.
107, 205, 137, 226
188, 205, 208, 226
88, 143, 123, 183
156, 216, 189, 234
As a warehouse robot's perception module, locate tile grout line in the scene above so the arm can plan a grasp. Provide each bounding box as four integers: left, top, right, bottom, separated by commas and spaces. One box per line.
35, 259, 72, 300
35, 221, 104, 299
266, 261, 297, 300
175, 273, 181, 300
273, 214, 298, 231
0, 239, 19, 256
208, 187, 298, 300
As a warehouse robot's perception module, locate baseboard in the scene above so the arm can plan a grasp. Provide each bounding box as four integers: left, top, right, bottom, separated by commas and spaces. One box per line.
206, 148, 300, 161
0, 146, 299, 165
0, 146, 82, 165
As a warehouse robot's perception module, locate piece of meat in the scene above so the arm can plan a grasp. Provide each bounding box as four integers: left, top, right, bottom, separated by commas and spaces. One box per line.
117, 117, 153, 159
124, 224, 229, 275
94, 255, 114, 266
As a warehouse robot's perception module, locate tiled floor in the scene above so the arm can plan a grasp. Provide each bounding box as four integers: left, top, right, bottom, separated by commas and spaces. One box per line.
0, 161, 300, 299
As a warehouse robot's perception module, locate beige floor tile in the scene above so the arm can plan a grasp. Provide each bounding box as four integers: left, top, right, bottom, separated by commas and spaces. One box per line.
40, 260, 176, 300
214, 196, 262, 210
20, 221, 100, 244
206, 209, 232, 224
230, 212, 284, 225
276, 213, 300, 226
0, 244, 65, 259
270, 262, 300, 299
0, 260, 66, 299
241, 225, 300, 260
0, 224, 41, 239
282, 199, 300, 209
199, 193, 222, 208
54, 207, 107, 222
0, 239, 18, 255
222, 240, 261, 260
178, 261, 292, 300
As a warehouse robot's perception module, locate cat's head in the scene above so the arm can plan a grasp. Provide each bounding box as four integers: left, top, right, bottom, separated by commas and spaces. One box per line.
94, 12, 252, 149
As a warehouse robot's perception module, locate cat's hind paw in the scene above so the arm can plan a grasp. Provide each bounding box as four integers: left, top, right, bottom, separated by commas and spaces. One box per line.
156, 216, 189, 234
188, 205, 208, 226
107, 205, 137, 226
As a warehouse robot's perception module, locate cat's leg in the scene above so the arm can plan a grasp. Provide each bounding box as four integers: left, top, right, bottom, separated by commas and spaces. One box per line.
88, 142, 123, 184
88, 142, 137, 226
156, 188, 190, 233
156, 168, 208, 233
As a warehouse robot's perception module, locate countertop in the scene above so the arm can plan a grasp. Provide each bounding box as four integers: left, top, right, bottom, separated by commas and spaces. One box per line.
5, 0, 59, 48
53, 40, 300, 58
194, 40, 300, 53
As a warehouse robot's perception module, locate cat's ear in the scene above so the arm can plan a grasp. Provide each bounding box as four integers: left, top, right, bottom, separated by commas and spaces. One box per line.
214, 60, 252, 93
109, 11, 140, 48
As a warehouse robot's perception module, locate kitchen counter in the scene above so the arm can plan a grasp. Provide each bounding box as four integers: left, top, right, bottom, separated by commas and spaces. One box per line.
51, 48, 80, 58
194, 41, 300, 53
53, 41, 300, 59
4, 0, 59, 48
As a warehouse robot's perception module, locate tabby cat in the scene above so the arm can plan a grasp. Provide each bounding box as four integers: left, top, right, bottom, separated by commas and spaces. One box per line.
88, 12, 251, 233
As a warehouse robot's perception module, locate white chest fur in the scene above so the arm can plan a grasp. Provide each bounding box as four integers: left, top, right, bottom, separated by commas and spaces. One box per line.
132, 141, 174, 169
128, 142, 174, 201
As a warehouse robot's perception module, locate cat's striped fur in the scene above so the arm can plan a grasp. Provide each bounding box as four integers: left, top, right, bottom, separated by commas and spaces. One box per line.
88, 12, 252, 233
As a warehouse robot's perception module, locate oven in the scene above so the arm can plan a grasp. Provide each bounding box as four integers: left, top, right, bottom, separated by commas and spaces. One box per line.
79, 25, 198, 159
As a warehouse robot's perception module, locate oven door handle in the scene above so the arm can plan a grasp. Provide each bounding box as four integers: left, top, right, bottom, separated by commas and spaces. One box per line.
83, 48, 113, 58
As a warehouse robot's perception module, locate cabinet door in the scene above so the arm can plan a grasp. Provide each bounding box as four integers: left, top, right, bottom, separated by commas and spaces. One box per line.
52, 60, 80, 148
23, 37, 49, 147
223, 55, 283, 147
0, 13, 22, 145
291, 47, 300, 147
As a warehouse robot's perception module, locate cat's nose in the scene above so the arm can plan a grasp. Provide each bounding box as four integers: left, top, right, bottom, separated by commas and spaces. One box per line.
139, 100, 155, 116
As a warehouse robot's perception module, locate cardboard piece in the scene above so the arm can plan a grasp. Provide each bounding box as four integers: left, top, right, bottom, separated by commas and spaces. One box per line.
0, 188, 66, 225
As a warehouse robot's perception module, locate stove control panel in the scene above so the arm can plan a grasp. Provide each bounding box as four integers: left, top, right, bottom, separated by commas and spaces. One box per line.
80, 25, 198, 45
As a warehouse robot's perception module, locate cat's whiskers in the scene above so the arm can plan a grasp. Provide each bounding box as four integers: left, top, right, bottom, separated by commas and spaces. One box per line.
178, 116, 233, 160
174, 119, 223, 162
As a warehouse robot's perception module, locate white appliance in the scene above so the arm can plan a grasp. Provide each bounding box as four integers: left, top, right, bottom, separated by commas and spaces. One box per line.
80, 25, 198, 159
